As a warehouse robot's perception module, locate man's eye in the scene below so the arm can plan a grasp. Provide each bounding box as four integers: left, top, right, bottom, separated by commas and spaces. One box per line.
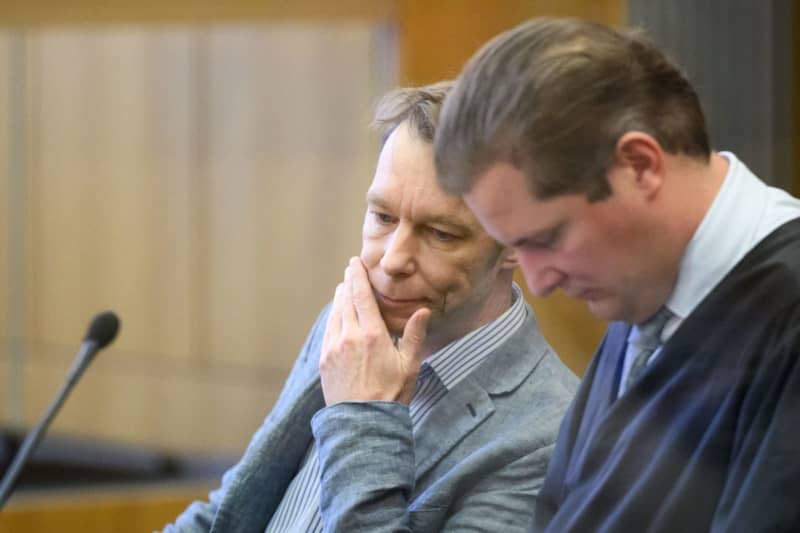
528, 238, 553, 250
373, 212, 395, 224
523, 238, 555, 251
525, 227, 563, 250
531, 236, 558, 250
430, 228, 456, 242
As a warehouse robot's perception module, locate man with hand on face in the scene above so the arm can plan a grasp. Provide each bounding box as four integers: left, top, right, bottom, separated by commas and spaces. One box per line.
163, 81, 577, 533
435, 17, 800, 533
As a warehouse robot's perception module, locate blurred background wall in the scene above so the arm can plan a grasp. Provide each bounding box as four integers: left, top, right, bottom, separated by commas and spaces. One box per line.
0, 0, 795, 460
0, 21, 392, 455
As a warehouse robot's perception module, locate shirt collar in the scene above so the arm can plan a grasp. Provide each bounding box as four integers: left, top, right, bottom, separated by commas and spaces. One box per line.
666, 152, 790, 319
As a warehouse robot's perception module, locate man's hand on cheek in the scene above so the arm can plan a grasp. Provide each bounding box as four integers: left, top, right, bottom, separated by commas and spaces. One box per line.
320, 256, 431, 405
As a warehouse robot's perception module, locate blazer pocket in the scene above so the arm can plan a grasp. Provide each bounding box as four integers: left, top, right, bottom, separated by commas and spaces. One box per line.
409, 505, 447, 532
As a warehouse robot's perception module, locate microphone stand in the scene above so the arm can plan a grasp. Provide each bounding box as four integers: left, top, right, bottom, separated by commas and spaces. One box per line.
0, 311, 119, 510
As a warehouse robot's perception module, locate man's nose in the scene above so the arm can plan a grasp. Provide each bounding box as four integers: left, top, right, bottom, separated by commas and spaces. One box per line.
518, 252, 565, 297
380, 224, 417, 276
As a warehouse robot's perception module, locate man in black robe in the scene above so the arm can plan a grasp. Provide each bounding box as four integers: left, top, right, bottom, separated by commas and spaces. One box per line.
433, 17, 800, 533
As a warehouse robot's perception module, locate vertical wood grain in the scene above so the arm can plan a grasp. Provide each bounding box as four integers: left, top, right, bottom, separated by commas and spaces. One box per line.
3, 24, 390, 453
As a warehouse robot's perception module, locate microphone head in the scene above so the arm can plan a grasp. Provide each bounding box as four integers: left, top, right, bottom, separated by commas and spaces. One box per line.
84, 311, 120, 349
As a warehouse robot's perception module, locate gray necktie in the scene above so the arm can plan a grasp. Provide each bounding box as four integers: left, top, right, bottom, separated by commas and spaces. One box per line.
623, 307, 673, 393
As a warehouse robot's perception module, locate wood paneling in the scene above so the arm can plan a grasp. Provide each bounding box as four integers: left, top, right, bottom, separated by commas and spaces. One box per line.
398, 0, 624, 85
0, 484, 211, 533
0, 0, 397, 25
14, 351, 288, 452
1, 24, 389, 454
29, 28, 195, 359
0, 33, 10, 348
198, 26, 378, 369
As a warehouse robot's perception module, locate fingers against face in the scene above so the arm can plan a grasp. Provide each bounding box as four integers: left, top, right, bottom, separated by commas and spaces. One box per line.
324, 258, 375, 351
347, 257, 386, 335
322, 283, 344, 354
398, 307, 431, 356
340, 265, 359, 335
321, 257, 429, 405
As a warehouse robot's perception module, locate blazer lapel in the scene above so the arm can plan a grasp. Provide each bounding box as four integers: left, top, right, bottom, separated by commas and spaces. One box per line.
565, 322, 632, 487
414, 317, 549, 482
414, 377, 495, 480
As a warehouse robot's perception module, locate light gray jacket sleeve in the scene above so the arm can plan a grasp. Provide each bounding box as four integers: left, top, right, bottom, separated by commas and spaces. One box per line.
311, 401, 553, 533
312, 402, 415, 531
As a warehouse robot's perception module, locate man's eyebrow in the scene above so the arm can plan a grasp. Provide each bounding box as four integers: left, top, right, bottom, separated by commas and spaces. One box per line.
511, 222, 564, 247
366, 192, 390, 209
366, 190, 475, 233
422, 213, 474, 232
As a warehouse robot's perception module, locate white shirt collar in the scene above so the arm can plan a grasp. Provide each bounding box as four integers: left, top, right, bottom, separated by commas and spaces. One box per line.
666, 152, 800, 320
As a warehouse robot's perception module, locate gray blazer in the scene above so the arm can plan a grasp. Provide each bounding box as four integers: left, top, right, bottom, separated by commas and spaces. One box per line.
163, 303, 577, 532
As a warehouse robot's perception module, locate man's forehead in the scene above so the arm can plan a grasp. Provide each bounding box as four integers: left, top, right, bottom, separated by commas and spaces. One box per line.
465, 162, 568, 241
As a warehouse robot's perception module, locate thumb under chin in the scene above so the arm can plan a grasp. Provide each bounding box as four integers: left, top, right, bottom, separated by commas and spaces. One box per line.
400, 308, 431, 351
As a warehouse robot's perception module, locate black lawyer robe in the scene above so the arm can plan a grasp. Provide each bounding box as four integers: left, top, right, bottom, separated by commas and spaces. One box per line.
534, 218, 800, 533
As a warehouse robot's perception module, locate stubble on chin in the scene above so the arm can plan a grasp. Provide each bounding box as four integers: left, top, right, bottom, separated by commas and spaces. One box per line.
382, 306, 438, 339
375, 291, 447, 339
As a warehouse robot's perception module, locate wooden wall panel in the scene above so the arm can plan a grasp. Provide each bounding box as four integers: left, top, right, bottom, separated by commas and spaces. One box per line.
0, 0, 397, 25
2, 24, 391, 454
199, 25, 377, 369
20, 351, 288, 452
1, 31, 37, 423
0, 484, 211, 533
1, 33, 10, 350
399, 0, 625, 85
29, 29, 195, 359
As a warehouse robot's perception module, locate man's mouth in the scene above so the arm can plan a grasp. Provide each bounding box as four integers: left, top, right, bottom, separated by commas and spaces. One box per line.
375, 291, 428, 309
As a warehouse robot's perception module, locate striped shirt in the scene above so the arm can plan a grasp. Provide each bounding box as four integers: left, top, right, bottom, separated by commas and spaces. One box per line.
265, 283, 527, 532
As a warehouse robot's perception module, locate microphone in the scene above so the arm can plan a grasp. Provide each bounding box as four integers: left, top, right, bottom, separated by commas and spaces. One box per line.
0, 311, 120, 509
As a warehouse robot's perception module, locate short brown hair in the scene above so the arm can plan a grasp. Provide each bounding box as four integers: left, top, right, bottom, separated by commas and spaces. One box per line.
373, 81, 453, 147
435, 17, 710, 201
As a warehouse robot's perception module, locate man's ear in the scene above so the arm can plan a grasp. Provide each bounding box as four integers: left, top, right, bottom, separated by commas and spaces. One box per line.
613, 131, 665, 198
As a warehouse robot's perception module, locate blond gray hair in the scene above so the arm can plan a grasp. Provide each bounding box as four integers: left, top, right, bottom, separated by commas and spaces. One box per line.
372, 81, 453, 147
